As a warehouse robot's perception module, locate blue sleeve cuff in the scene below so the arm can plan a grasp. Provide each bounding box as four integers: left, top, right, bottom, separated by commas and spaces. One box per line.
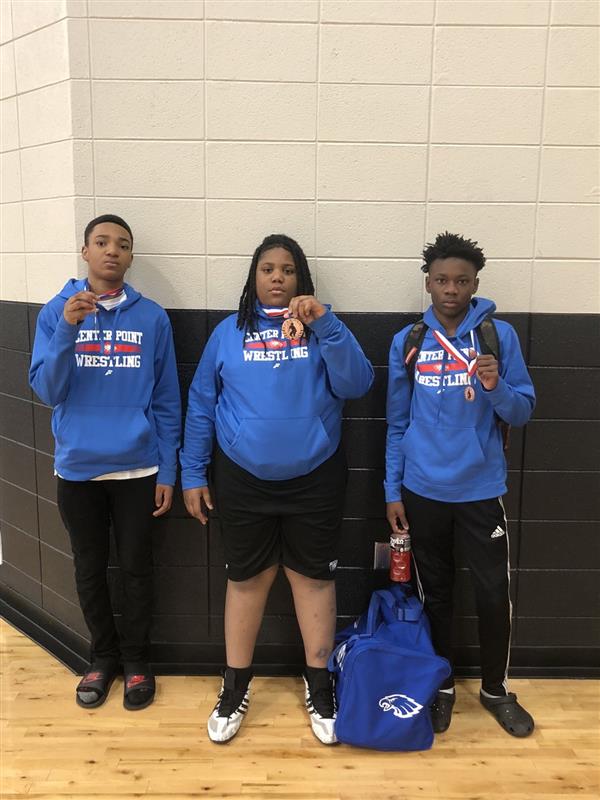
181, 471, 208, 490
384, 482, 403, 504
308, 309, 338, 339
56, 313, 80, 339
482, 376, 511, 406
157, 468, 176, 486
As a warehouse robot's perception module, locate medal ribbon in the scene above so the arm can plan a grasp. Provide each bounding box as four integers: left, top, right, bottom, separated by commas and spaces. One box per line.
262, 307, 288, 318
85, 281, 126, 304
85, 283, 125, 302
432, 329, 478, 378
84, 283, 125, 357
97, 286, 125, 302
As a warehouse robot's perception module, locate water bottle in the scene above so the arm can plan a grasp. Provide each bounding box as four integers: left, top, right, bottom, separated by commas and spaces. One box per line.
390, 533, 411, 583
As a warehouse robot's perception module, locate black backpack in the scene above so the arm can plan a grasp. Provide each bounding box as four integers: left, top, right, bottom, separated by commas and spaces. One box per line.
402, 316, 510, 450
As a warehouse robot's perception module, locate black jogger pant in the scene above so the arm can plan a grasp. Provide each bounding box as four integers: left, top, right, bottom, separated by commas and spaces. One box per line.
402, 486, 511, 696
57, 475, 156, 666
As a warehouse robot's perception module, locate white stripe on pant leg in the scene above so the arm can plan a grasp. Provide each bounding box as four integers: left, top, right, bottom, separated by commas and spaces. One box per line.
498, 496, 512, 694
411, 553, 425, 604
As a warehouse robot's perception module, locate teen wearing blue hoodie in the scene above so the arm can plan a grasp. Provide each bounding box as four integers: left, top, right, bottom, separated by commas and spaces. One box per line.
385, 232, 535, 739
30, 215, 180, 711
180, 234, 373, 745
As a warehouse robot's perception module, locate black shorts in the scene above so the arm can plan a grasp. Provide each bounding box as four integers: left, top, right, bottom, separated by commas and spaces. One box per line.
212, 446, 348, 582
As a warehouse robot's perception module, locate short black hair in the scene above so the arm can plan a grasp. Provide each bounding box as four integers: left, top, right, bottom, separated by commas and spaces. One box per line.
421, 231, 485, 273
84, 214, 133, 246
237, 234, 314, 337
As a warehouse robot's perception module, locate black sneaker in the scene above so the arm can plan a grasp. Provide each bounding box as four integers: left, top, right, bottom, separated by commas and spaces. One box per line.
430, 690, 456, 733
303, 669, 337, 745
207, 668, 252, 743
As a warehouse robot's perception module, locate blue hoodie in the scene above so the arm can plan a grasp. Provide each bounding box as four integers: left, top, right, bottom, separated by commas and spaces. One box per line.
180, 305, 374, 487
385, 297, 535, 504
30, 279, 181, 484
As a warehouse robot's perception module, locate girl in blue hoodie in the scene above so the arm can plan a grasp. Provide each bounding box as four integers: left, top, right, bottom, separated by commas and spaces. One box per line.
180, 234, 373, 745
30, 215, 181, 711
385, 232, 536, 739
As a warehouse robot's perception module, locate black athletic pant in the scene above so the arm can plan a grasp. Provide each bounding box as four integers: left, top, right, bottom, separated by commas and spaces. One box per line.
402, 486, 511, 697
57, 475, 156, 666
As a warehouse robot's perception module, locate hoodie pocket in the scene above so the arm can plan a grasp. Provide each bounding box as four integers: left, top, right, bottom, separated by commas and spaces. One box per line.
401, 420, 486, 486
57, 405, 155, 469
229, 416, 330, 479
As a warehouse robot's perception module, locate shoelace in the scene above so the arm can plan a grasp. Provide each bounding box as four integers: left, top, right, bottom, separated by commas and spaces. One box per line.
216, 686, 247, 718
310, 683, 336, 718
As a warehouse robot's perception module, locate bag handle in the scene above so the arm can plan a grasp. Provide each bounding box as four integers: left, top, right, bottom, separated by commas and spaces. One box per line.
388, 586, 423, 622
328, 636, 355, 674
365, 590, 388, 635
373, 587, 423, 624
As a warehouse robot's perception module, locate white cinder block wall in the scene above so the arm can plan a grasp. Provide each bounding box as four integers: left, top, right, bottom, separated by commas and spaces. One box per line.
1, 0, 598, 312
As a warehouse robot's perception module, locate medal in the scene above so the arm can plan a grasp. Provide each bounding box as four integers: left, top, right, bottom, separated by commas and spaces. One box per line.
432, 329, 479, 402
282, 317, 304, 340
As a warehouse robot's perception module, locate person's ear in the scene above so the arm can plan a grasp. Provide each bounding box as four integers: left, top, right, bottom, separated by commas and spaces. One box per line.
474, 276, 479, 294
81, 245, 89, 263
425, 274, 431, 295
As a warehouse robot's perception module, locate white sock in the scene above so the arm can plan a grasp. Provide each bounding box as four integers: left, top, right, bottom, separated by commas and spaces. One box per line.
439, 687, 455, 695
481, 688, 506, 699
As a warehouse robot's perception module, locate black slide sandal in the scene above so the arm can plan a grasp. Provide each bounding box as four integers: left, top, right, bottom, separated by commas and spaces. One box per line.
123, 668, 156, 711
76, 668, 117, 709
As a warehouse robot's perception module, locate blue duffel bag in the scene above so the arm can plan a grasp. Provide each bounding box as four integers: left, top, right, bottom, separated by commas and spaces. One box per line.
329, 584, 451, 751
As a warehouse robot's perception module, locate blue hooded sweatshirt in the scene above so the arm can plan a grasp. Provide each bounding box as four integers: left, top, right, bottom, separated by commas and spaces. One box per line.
29, 279, 181, 485
385, 297, 535, 504
180, 305, 374, 487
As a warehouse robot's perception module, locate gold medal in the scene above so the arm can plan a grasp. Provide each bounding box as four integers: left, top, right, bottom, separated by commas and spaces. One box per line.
464, 385, 475, 402
282, 318, 304, 340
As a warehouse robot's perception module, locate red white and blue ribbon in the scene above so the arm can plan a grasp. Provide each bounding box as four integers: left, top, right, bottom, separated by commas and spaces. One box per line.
261, 307, 289, 318
432, 329, 478, 378
97, 286, 125, 302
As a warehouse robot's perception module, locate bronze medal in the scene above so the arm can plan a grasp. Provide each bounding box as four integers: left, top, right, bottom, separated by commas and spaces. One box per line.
464, 385, 475, 402
282, 318, 304, 340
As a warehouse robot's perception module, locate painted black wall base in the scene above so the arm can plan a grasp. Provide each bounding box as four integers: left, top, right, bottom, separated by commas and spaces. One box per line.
3, 589, 598, 678
0, 587, 87, 674
1, 301, 599, 676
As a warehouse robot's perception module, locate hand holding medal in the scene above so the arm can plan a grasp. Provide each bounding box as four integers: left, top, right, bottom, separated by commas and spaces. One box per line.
282, 295, 326, 340
473, 350, 499, 391
63, 291, 98, 325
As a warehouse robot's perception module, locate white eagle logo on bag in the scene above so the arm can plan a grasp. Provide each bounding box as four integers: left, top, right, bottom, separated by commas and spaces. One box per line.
378, 693, 423, 719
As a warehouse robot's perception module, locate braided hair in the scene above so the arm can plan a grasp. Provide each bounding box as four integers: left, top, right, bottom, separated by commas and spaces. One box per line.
421, 231, 486, 273
236, 234, 315, 340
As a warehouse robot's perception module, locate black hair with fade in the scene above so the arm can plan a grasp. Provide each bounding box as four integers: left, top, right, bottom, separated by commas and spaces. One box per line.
421, 231, 486, 273
236, 233, 315, 338
84, 214, 133, 246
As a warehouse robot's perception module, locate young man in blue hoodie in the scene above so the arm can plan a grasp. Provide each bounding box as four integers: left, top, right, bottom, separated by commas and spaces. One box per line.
30, 214, 181, 710
385, 232, 535, 738
180, 234, 373, 745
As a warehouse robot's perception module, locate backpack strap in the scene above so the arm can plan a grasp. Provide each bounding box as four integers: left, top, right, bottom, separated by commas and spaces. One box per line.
476, 316, 511, 451
403, 320, 428, 387
476, 316, 500, 364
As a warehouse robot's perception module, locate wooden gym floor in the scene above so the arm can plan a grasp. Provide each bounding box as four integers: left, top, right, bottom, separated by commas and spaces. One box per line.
1, 619, 598, 800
